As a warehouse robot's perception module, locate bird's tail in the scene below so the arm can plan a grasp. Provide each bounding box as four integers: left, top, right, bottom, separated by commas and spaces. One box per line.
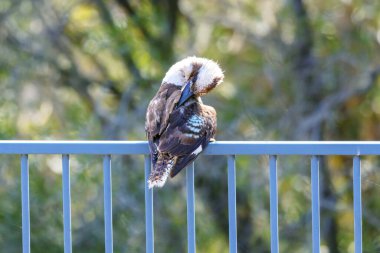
148, 154, 175, 189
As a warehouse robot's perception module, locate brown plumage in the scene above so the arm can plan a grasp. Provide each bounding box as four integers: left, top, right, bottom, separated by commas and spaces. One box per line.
145, 57, 224, 188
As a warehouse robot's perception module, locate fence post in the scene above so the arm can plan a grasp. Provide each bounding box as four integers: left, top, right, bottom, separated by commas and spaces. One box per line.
62, 154, 72, 253
228, 155, 237, 253
269, 155, 279, 253
353, 156, 362, 253
145, 156, 154, 253
186, 163, 196, 253
21, 154, 30, 253
103, 155, 113, 253
311, 156, 320, 253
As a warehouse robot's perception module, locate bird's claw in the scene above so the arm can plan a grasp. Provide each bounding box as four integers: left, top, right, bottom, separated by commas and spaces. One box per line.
209, 138, 216, 142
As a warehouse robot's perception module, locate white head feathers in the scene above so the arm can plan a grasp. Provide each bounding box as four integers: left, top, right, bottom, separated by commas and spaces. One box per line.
162, 56, 224, 95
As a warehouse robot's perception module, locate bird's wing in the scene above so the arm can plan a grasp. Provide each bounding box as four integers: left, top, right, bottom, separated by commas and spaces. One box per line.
145, 83, 181, 166
145, 83, 181, 138
157, 104, 216, 177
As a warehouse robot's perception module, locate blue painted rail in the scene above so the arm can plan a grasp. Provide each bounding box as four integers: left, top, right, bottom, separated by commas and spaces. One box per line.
0, 140, 376, 253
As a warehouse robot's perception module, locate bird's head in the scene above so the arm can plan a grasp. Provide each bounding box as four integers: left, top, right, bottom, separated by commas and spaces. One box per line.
162, 56, 224, 107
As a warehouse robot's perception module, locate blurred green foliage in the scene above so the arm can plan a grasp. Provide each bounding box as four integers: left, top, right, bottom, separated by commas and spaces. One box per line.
0, 0, 380, 252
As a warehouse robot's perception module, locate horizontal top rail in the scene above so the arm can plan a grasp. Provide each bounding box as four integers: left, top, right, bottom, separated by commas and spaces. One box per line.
0, 141, 380, 155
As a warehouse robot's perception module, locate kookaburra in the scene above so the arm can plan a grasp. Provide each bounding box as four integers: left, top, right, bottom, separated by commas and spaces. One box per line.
145, 56, 224, 188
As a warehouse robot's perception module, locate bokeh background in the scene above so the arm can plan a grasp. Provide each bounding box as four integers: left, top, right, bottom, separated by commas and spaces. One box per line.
1, 0, 380, 252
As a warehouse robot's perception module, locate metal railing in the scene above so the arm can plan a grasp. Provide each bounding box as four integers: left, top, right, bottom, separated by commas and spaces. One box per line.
1, 140, 379, 253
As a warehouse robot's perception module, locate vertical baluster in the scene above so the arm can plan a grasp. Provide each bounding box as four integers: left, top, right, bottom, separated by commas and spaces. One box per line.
353, 156, 362, 253
228, 155, 237, 253
269, 155, 279, 253
186, 163, 196, 253
62, 155, 72, 253
103, 155, 113, 253
311, 156, 320, 253
21, 154, 30, 253
145, 156, 154, 253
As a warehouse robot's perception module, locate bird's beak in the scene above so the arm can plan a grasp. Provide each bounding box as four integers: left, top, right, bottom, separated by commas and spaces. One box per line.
177, 80, 194, 108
